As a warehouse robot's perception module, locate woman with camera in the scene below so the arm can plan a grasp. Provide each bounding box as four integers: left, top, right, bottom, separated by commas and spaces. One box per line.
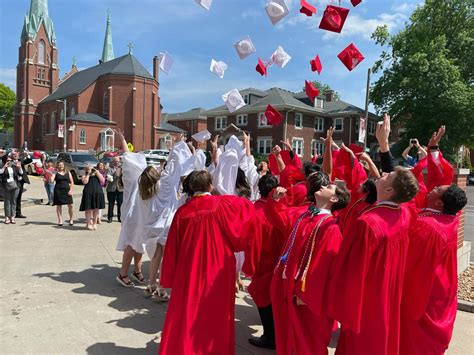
80, 165, 105, 230
50, 161, 74, 226
1, 155, 23, 224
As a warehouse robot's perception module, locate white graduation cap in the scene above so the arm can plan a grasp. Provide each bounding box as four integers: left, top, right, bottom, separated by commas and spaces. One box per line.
265, 0, 290, 25
158, 52, 174, 74
195, 0, 212, 10
222, 89, 246, 113
270, 46, 292, 68
192, 129, 212, 142
234, 36, 256, 60
210, 59, 228, 78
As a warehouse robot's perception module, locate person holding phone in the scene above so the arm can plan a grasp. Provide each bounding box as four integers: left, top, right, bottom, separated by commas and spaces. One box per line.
402, 138, 427, 168
0, 155, 23, 224
80, 165, 105, 230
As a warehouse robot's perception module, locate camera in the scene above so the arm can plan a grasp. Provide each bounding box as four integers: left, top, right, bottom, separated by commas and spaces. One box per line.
410, 139, 417, 144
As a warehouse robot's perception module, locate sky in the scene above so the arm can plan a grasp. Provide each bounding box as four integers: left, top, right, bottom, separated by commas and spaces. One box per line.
0, 0, 423, 114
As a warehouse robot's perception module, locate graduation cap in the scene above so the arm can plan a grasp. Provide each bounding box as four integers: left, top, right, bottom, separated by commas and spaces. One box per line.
222, 89, 246, 113
351, 0, 363, 7
310, 54, 322, 74
300, 0, 317, 17
265, 0, 290, 25
234, 36, 256, 60
305, 80, 319, 103
210, 59, 228, 78
256, 58, 268, 76
195, 0, 212, 10
319, 5, 349, 33
192, 129, 212, 142
337, 43, 364, 71
158, 52, 174, 74
271, 46, 291, 68
265, 105, 284, 126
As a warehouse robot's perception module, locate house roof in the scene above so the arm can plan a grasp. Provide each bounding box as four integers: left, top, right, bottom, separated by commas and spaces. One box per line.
66, 112, 114, 125
41, 54, 154, 103
155, 121, 186, 133
165, 108, 208, 121
204, 87, 378, 118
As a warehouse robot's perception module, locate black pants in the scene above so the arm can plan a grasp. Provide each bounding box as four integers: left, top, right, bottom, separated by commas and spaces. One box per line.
107, 190, 123, 220
15, 182, 24, 216
258, 304, 275, 341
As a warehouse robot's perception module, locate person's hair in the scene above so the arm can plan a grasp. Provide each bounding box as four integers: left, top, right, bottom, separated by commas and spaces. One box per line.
138, 166, 161, 200
303, 162, 321, 177
441, 184, 467, 215
235, 167, 251, 199
391, 166, 419, 203
306, 171, 330, 202
258, 174, 278, 198
362, 179, 377, 204
187, 170, 213, 195
96, 162, 105, 170
56, 160, 68, 172
332, 182, 351, 212
1, 155, 10, 164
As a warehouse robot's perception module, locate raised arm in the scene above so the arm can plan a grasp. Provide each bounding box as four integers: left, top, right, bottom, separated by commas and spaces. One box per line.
272, 145, 286, 173
340, 143, 356, 168
113, 128, 129, 153
210, 134, 220, 167
376, 113, 394, 173
402, 142, 413, 160
322, 127, 334, 180
358, 152, 380, 179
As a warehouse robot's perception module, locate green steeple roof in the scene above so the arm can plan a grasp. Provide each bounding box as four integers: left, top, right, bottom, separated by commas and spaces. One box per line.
100, 12, 115, 63
21, 0, 56, 44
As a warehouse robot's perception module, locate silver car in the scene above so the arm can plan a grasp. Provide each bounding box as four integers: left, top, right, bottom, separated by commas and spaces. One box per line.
56, 152, 99, 184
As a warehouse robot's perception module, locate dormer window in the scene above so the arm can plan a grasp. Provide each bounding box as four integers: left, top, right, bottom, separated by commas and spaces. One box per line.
314, 98, 324, 109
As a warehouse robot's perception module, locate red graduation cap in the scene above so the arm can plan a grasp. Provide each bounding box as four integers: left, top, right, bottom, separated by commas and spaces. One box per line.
300, 0, 316, 17
319, 5, 349, 33
305, 80, 319, 103
256, 58, 267, 76
351, 0, 363, 7
310, 54, 322, 74
348, 143, 363, 155
264, 104, 284, 126
337, 43, 365, 71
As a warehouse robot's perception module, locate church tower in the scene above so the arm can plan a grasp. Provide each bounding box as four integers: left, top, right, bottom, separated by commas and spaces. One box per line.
100, 11, 114, 63
15, 0, 58, 148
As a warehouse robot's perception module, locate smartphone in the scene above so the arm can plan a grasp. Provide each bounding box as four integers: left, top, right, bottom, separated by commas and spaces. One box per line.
410, 139, 417, 144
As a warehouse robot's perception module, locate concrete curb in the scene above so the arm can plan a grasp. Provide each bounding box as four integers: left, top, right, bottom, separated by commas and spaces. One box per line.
458, 299, 474, 313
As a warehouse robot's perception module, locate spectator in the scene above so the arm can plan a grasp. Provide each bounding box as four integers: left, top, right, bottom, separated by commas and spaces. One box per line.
402, 139, 427, 168
51, 161, 74, 226
80, 165, 105, 230
43, 161, 55, 205
96, 162, 107, 224
10, 149, 31, 219
106, 156, 124, 223
1, 155, 23, 224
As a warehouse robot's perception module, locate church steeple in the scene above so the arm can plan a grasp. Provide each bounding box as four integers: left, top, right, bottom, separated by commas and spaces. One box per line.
100, 11, 114, 63
21, 0, 56, 44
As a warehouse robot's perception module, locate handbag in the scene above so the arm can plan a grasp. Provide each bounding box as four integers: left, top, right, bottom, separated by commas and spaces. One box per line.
5, 180, 19, 191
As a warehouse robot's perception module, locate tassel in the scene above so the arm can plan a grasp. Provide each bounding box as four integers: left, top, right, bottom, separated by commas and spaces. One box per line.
301, 278, 306, 292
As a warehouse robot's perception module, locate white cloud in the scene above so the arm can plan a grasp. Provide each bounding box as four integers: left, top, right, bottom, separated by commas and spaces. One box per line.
0, 68, 16, 91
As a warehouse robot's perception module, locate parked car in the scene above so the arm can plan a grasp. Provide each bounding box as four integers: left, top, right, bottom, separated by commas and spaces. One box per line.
24, 150, 48, 175
142, 149, 169, 161
48, 153, 59, 163
468, 172, 474, 186
56, 152, 99, 184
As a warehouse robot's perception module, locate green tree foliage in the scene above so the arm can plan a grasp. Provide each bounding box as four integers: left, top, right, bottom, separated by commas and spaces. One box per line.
0, 83, 15, 132
370, 0, 474, 159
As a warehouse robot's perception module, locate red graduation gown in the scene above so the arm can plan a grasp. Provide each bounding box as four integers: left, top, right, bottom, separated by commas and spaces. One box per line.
266, 199, 341, 355
159, 195, 256, 355
244, 198, 286, 308
400, 212, 459, 355
328, 204, 416, 355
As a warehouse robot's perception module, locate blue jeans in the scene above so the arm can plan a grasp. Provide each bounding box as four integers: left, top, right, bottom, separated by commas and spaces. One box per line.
44, 182, 54, 203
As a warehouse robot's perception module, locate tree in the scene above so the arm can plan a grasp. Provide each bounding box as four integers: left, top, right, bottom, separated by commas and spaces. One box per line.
370, 0, 474, 160
303, 81, 340, 100
0, 83, 15, 132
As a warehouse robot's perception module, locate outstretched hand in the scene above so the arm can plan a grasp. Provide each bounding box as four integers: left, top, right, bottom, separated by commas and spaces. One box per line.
428, 125, 446, 147
280, 139, 292, 151
210, 134, 219, 152
376, 113, 391, 152
272, 145, 282, 155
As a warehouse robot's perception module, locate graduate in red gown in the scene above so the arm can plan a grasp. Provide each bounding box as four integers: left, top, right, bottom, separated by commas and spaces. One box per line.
159, 170, 256, 355
328, 114, 420, 355
400, 126, 467, 355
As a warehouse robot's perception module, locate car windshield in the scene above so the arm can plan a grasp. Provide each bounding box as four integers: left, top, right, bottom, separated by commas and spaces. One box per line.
153, 150, 169, 156
71, 154, 98, 163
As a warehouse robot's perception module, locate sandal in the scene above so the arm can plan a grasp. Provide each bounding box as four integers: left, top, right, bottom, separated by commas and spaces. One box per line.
144, 284, 158, 298
11, 218, 16, 224
131, 271, 147, 284
5, 219, 11, 224
152, 288, 170, 303
69, 220, 74, 226
116, 274, 135, 288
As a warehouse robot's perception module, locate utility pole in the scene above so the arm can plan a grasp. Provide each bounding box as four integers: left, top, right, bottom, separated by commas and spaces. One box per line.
363, 68, 371, 150
56, 99, 67, 151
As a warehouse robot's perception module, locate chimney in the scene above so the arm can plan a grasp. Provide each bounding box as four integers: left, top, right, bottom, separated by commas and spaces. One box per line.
324, 90, 334, 102
153, 56, 159, 81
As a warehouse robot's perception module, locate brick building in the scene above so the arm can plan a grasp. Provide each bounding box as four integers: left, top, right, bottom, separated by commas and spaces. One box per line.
165, 108, 209, 142
14, 0, 180, 153
203, 87, 379, 161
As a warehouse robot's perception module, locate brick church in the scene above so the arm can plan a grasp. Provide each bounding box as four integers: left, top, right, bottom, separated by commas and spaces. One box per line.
14, 0, 182, 153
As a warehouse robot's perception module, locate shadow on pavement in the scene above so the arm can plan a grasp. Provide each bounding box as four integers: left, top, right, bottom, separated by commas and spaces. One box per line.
86, 338, 159, 354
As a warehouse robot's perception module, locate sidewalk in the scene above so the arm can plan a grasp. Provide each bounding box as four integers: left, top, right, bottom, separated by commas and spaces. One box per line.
1, 203, 473, 354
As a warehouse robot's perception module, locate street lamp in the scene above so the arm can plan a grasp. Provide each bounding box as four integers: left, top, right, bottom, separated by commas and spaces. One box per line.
56, 99, 67, 152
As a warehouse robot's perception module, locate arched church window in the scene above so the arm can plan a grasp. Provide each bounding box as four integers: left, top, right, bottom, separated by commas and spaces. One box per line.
38, 40, 45, 64
80, 129, 86, 144
103, 92, 109, 118
70, 107, 75, 117
60, 109, 64, 121
50, 112, 56, 133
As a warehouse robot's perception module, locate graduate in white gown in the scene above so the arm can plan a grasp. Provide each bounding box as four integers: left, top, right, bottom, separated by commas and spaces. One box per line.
114, 129, 147, 287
